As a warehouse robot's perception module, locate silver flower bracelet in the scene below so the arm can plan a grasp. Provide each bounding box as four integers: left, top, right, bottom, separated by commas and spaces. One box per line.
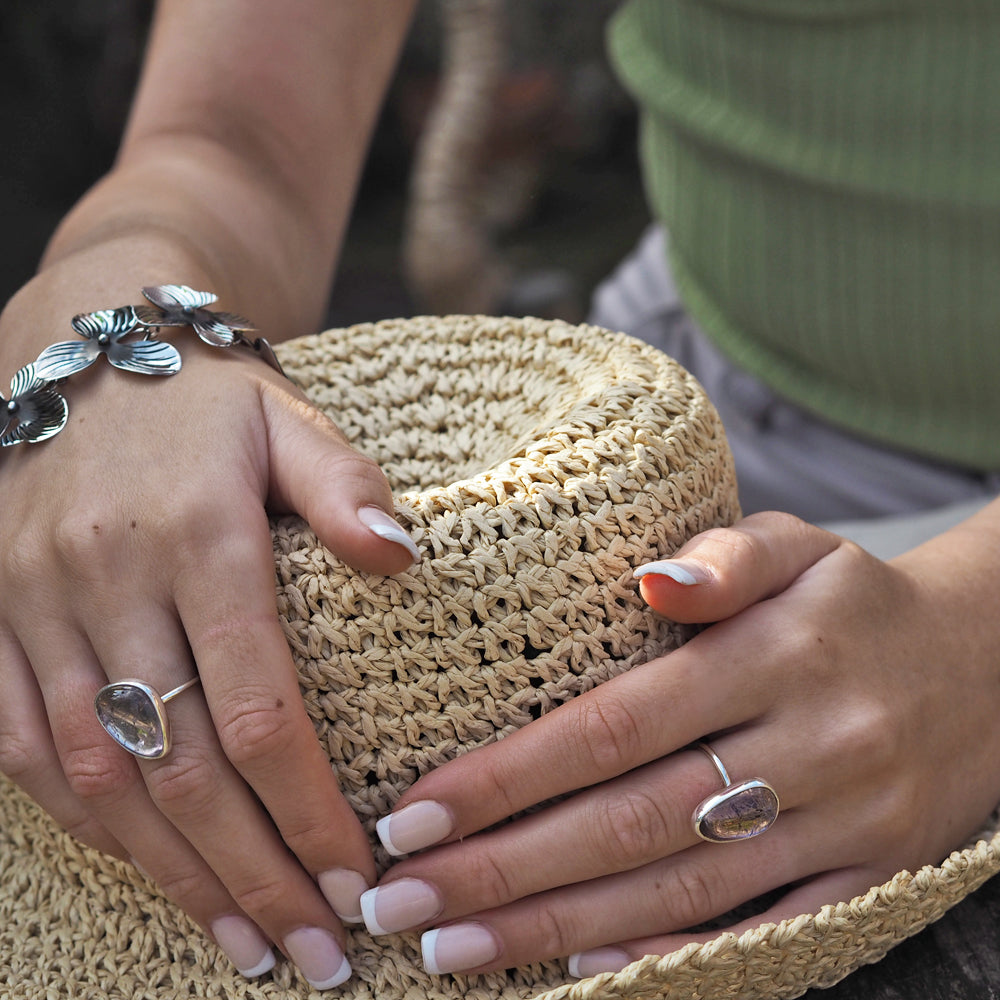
1, 284, 285, 447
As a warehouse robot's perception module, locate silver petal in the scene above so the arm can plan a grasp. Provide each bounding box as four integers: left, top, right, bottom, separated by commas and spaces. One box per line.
109, 340, 183, 376
210, 310, 256, 333
71, 306, 142, 341
250, 337, 287, 377
193, 316, 239, 347
34, 340, 101, 380
0, 425, 26, 447
133, 303, 180, 329
9, 363, 50, 399
142, 284, 217, 311
3, 364, 68, 445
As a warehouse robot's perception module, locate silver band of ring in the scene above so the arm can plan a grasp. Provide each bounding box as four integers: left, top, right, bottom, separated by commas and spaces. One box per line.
691, 741, 780, 843
95, 676, 201, 760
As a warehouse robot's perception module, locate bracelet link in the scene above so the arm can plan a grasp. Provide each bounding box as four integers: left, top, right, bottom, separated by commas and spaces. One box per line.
1, 284, 284, 449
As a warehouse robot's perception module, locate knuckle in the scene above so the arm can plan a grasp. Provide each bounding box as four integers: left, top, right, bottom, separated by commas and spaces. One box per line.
307, 449, 389, 510
661, 860, 717, 928
215, 690, 299, 768
229, 873, 295, 920
590, 789, 669, 867
144, 752, 223, 820
465, 851, 518, 908
62, 743, 137, 805
531, 899, 576, 961
574, 693, 645, 775
3, 528, 49, 584
51, 509, 112, 571
154, 864, 217, 908
0, 730, 44, 784
468, 759, 521, 820
278, 813, 335, 861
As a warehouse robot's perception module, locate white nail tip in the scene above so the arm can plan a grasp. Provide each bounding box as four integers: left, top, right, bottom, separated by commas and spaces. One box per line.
358, 507, 421, 562
360, 888, 389, 936
567, 953, 583, 979
367, 522, 421, 562
238, 950, 277, 979
306, 954, 353, 990
421, 928, 444, 975
633, 560, 699, 585
375, 814, 407, 857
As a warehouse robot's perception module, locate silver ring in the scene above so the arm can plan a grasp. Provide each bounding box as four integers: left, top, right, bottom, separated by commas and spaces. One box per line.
691, 741, 779, 843
94, 676, 200, 759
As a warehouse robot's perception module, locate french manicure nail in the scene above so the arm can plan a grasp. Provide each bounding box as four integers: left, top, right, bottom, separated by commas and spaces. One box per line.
376, 800, 454, 857
283, 927, 351, 990
318, 868, 369, 924
211, 915, 275, 978
568, 946, 632, 979
360, 878, 443, 935
358, 506, 420, 562
422, 922, 502, 974
633, 559, 710, 585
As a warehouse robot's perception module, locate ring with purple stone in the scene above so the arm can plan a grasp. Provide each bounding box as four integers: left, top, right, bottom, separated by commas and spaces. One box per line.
94, 676, 201, 760
691, 741, 779, 843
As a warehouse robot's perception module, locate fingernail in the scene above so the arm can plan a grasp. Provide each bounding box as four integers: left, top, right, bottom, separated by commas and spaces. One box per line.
358, 506, 420, 563
283, 927, 351, 990
422, 922, 502, 974
318, 868, 369, 924
568, 946, 632, 978
633, 559, 710, 585
376, 800, 454, 856
211, 915, 275, 978
360, 878, 443, 935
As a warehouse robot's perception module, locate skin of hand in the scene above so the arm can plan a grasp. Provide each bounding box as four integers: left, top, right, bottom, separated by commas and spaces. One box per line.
358, 506, 1000, 978
0, 0, 416, 988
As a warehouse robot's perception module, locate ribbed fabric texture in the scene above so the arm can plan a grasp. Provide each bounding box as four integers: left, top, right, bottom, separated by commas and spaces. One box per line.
609, 0, 1000, 469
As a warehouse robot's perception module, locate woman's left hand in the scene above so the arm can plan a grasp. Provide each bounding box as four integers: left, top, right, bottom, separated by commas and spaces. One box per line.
356, 510, 1000, 976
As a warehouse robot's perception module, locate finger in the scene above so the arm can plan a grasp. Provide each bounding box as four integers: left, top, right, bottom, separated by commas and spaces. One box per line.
173, 506, 376, 921
634, 511, 844, 623
569, 867, 891, 978
0, 625, 122, 856
260, 378, 419, 575
26, 613, 281, 980
363, 735, 802, 937
89, 610, 351, 988
414, 811, 834, 975
376, 609, 786, 856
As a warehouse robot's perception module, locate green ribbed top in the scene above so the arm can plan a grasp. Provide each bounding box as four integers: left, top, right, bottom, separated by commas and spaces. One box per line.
609, 0, 1000, 468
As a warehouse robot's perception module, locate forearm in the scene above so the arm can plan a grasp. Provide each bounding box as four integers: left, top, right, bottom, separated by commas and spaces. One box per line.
25, 0, 415, 347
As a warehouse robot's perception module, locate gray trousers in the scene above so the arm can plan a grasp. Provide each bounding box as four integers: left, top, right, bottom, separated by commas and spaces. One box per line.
589, 227, 1000, 557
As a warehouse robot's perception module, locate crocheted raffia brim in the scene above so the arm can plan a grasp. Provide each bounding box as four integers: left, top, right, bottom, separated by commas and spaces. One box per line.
1, 314, 997, 1000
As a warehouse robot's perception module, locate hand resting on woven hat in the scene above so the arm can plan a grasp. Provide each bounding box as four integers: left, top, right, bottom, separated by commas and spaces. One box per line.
362, 507, 1000, 976
0, 1, 419, 989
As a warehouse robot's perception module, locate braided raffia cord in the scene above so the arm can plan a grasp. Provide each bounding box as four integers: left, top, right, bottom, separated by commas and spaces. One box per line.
5, 315, 993, 1000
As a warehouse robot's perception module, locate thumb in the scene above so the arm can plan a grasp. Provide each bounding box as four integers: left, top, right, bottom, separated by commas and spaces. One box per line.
261, 381, 419, 575
635, 511, 843, 623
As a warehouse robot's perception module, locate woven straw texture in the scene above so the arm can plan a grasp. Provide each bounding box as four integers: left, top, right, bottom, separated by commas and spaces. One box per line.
2, 314, 995, 1000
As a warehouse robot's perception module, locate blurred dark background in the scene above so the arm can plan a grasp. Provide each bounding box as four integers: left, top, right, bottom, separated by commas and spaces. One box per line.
0, 0, 649, 328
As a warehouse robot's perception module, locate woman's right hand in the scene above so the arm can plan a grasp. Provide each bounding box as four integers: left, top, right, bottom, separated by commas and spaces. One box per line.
0, 262, 417, 988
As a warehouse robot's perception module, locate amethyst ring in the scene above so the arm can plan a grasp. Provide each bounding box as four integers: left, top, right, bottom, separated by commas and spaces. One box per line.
691, 741, 779, 843
94, 676, 201, 759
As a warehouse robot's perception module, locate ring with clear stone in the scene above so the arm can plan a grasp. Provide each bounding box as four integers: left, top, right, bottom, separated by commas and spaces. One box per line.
691, 741, 780, 843
94, 676, 201, 759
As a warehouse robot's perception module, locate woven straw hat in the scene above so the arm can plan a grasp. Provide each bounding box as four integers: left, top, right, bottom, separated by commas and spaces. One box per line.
2, 314, 997, 1000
